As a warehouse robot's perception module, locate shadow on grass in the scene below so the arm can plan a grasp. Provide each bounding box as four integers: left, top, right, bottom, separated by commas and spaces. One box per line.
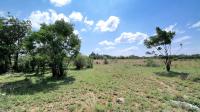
155, 71, 189, 80
193, 77, 200, 83
0, 76, 75, 95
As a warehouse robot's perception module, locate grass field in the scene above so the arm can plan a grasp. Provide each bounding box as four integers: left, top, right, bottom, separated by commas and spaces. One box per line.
0, 59, 200, 112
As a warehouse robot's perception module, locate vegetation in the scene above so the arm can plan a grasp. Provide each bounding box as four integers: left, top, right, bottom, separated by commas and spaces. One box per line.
0, 14, 31, 73
103, 57, 109, 64
74, 54, 93, 70
0, 14, 81, 79
0, 59, 199, 111
0, 13, 200, 112
144, 27, 178, 72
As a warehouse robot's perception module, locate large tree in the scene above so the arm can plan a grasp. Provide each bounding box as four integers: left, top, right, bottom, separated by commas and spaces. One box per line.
0, 14, 31, 73
144, 27, 177, 72
25, 19, 81, 78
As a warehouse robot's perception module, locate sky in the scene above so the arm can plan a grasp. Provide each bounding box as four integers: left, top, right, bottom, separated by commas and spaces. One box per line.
0, 0, 200, 56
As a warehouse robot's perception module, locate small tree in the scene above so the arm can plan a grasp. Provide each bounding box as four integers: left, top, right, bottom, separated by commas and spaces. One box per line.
103, 57, 109, 64
74, 54, 86, 70
144, 27, 178, 72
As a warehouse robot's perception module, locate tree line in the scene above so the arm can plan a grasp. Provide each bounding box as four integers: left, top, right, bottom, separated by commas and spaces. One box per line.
89, 52, 200, 60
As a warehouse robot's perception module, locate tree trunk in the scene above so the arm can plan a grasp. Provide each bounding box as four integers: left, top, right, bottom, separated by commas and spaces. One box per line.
13, 52, 19, 72
51, 63, 64, 79
59, 63, 64, 77
52, 64, 56, 78
165, 57, 171, 72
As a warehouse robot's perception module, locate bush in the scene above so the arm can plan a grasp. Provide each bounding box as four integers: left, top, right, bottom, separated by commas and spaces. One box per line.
74, 55, 86, 70
86, 58, 93, 68
103, 58, 109, 64
145, 58, 159, 67
18, 56, 32, 73
74, 54, 93, 70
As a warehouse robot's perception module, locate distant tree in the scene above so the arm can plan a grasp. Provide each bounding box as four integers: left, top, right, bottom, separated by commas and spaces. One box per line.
144, 27, 179, 72
89, 52, 96, 59
25, 19, 80, 78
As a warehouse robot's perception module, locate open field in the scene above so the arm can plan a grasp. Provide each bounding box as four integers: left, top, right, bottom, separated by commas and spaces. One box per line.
0, 59, 200, 112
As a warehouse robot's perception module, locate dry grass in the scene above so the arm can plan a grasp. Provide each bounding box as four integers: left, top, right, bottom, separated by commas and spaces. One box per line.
0, 59, 200, 111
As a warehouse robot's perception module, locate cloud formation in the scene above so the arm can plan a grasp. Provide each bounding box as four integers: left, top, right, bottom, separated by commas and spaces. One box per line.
174, 36, 191, 43
95, 16, 120, 32
99, 40, 115, 46
84, 17, 94, 26
49, 0, 71, 7
115, 32, 148, 44
190, 21, 200, 29
69, 11, 83, 22
164, 24, 177, 32
28, 9, 69, 30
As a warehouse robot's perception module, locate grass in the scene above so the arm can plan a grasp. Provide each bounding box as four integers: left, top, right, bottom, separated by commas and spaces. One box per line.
0, 59, 200, 111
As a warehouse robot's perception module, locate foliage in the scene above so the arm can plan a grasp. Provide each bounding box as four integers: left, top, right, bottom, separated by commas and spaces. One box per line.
144, 27, 177, 72
86, 58, 93, 68
0, 14, 31, 73
25, 19, 81, 78
89, 52, 140, 59
145, 59, 159, 67
103, 57, 109, 64
74, 54, 87, 70
17, 55, 32, 73
74, 54, 93, 69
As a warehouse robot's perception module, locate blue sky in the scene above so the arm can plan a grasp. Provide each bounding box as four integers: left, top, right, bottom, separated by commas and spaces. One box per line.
0, 0, 200, 56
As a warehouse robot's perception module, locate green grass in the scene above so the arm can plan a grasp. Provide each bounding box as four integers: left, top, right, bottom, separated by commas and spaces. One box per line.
0, 59, 200, 112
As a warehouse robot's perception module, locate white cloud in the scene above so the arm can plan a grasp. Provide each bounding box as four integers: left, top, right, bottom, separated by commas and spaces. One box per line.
73, 30, 82, 39
28, 9, 69, 30
73, 30, 79, 35
99, 40, 115, 46
104, 46, 115, 50
49, 0, 71, 7
164, 24, 177, 32
190, 21, 200, 29
174, 36, 191, 43
94, 48, 102, 54
84, 17, 94, 26
164, 24, 185, 34
115, 32, 148, 44
81, 28, 87, 32
95, 16, 120, 32
69, 11, 83, 22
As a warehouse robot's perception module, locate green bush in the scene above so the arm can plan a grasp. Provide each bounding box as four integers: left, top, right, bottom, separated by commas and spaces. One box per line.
145, 58, 159, 67
103, 58, 109, 64
74, 55, 86, 70
18, 56, 32, 73
74, 54, 93, 70
86, 58, 93, 68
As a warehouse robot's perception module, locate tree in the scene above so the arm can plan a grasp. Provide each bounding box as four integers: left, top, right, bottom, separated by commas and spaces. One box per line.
144, 27, 177, 72
25, 19, 80, 78
0, 14, 31, 73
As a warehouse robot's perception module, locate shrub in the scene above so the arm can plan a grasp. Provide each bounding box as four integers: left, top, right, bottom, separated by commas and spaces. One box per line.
18, 56, 32, 73
74, 55, 86, 70
86, 58, 93, 68
145, 58, 159, 67
74, 54, 93, 70
103, 58, 109, 64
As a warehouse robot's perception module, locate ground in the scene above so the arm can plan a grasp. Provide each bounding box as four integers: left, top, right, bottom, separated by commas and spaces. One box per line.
0, 59, 200, 112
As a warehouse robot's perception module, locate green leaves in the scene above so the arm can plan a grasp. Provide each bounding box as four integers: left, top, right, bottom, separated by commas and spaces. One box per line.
144, 27, 175, 48
24, 19, 81, 77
